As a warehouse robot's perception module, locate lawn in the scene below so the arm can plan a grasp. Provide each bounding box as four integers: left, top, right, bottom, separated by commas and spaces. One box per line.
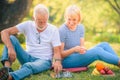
0, 42, 120, 80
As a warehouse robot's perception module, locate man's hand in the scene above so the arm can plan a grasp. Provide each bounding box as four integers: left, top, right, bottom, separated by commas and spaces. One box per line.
52, 60, 62, 74
8, 47, 16, 62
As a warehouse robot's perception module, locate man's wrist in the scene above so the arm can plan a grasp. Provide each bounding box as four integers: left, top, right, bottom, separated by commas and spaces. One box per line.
53, 58, 62, 62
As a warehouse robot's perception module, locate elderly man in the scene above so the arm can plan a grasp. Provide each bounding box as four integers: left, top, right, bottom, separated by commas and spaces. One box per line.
0, 4, 62, 80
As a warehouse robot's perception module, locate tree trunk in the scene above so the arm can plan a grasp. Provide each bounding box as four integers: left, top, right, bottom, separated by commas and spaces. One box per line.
0, 0, 33, 31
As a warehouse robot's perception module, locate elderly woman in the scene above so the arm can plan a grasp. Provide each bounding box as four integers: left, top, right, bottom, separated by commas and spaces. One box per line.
59, 5, 120, 68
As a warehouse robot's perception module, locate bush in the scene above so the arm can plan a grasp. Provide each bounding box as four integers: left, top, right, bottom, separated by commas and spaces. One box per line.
92, 33, 120, 43
16, 34, 25, 44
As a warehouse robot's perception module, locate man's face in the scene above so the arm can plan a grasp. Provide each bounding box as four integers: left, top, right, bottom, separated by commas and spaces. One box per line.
34, 14, 48, 28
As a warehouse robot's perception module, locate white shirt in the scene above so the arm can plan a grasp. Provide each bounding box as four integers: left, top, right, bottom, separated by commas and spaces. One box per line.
16, 20, 61, 60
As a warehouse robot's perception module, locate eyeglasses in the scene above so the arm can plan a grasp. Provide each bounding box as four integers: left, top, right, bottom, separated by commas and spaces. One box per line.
36, 33, 41, 44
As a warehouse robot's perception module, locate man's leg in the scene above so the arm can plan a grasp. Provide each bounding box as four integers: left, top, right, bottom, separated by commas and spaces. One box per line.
9, 59, 51, 80
1, 35, 32, 69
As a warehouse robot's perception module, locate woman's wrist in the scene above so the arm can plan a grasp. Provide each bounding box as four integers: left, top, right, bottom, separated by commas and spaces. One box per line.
72, 47, 76, 52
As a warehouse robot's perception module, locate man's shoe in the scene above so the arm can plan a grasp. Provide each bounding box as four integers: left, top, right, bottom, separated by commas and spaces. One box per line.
0, 67, 9, 80
8, 67, 13, 72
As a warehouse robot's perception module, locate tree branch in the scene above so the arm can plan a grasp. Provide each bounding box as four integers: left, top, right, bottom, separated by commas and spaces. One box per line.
114, 0, 120, 9
107, 0, 120, 15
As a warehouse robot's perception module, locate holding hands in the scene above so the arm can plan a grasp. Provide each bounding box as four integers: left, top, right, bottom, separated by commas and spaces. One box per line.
74, 46, 87, 54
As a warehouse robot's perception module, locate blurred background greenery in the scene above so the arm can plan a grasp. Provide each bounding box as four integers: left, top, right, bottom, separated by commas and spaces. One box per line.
20, 0, 120, 43
0, 0, 120, 43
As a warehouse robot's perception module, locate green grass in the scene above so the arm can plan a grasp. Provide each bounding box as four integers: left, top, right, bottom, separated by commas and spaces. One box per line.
0, 42, 120, 80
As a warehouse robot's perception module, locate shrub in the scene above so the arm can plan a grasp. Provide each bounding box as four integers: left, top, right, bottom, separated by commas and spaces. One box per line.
16, 34, 25, 44
92, 33, 120, 43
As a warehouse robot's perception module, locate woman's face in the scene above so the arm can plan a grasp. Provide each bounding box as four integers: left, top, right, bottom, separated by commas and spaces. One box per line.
65, 15, 79, 28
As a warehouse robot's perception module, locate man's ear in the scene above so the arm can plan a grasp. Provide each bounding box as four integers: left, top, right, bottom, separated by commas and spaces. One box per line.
32, 16, 35, 21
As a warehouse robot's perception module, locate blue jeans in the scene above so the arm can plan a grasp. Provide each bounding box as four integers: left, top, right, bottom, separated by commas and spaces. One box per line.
1, 36, 52, 80
62, 42, 120, 68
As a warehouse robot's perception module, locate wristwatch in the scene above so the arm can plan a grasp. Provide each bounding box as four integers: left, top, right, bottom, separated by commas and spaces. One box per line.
53, 58, 61, 62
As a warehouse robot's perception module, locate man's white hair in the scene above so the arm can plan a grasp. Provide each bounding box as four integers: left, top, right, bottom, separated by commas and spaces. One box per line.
33, 4, 49, 18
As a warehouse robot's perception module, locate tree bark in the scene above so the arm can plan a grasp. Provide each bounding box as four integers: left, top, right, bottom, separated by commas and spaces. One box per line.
0, 0, 33, 31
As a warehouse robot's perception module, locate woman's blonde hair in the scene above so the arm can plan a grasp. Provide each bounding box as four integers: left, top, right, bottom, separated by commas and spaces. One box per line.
64, 5, 81, 23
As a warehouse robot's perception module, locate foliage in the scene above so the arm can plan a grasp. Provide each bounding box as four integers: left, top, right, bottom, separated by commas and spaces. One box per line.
0, 0, 120, 43
15, 0, 120, 43
16, 34, 25, 44
91, 32, 120, 43
24, 0, 120, 33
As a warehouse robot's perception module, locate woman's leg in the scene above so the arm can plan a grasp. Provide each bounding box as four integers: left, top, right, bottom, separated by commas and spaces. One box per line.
62, 47, 119, 68
1, 35, 32, 65
9, 59, 51, 80
93, 42, 117, 55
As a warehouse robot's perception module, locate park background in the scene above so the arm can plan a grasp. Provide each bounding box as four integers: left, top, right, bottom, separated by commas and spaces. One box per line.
0, 0, 120, 80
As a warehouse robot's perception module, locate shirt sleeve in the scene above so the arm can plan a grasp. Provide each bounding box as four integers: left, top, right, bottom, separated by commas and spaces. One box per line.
79, 24, 85, 38
59, 25, 66, 43
51, 28, 61, 47
16, 21, 30, 34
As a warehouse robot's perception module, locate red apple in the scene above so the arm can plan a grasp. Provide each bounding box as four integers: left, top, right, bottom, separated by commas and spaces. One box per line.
103, 67, 109, 73
100, 69, 106, 75
107, 70, 114, 74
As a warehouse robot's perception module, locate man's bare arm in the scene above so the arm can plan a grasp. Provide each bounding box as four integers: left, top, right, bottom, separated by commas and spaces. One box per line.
52, 46, 62, 74
1, 26, 19, 47
1, 26, 19, 62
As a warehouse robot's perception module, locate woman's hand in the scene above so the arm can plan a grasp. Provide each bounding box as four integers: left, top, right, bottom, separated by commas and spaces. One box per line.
74, 46, 87, 54
79, 46, 87, 54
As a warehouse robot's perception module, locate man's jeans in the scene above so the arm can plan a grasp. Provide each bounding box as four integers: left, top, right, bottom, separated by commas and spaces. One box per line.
1, 35, 52, 80
62, 42, 120, 68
